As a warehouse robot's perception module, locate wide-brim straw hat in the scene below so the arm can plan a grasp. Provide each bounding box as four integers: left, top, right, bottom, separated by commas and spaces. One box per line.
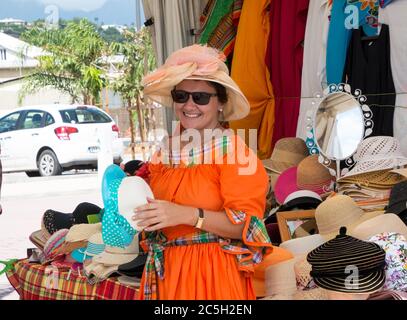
315, 195, 384, 240
274, 167, 299, 204
92, 234, 139, 266
297, 155, 334, 194
118, 176, 154, 232
279, 234, 325, 256
343, 136, 407, 178
142, 44, 250, 121
338, 170, 406, 188
351, 214, 407, 240
262, 138, 309, 174
29, 230, 49, 250
65, 222, 102, 243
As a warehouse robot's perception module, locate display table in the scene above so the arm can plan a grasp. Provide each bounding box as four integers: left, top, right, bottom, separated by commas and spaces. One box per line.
6, 259, 139, 300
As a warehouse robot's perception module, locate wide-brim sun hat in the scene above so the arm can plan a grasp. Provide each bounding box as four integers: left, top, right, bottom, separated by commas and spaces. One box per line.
92, 234, 139, 266
296, 155, 334, 194
274, 167, 299, 205
262, 138, 309, 174
118, 176, 154, 231
279, 234, 325, 256
315, 194, 384, 240
343, 136, 407, 178
142, 44, 250, 122
277, 190, 322, 212
351, 214, 407, 240
65, 223, 102, 243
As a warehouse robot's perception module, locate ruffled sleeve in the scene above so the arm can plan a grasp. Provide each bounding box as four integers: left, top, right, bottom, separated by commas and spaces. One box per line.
217, 135, 273, 272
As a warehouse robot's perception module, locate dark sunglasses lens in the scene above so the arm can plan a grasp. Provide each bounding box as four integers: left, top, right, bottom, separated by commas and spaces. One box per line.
192, 93, 210, 105
172, 90, 189, 103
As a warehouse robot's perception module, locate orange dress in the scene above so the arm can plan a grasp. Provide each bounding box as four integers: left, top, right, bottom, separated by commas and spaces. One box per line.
138, 134, 274, 300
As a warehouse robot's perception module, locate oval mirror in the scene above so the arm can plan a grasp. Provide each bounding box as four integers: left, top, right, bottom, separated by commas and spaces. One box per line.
314, 92, 364, 160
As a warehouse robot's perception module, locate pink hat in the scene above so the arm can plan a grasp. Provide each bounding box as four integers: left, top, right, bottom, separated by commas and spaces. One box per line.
274, 167, 299, 205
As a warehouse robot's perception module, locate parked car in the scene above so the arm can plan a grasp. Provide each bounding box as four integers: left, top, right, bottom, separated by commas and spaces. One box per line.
0, 104, 123, 177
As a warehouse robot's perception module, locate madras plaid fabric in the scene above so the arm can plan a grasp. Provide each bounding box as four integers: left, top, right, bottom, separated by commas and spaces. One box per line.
159, 135, 231, 167
6, 259, 139, 300
141, 212, 273, 300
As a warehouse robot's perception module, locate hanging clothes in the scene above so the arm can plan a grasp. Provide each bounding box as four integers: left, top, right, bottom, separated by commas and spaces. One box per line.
229, 0, 275, 160
379, 1, 407, 155
267, 0, 310, 147
327, 0, 382, 85
199, 0, 243, 63
297, 0, 332, 140
342, 24, 395, 137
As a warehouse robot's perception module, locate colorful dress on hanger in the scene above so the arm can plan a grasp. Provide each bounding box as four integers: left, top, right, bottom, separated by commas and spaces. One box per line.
138, 134, 275, 300
266, 0, 310, 147
229, 0, 275, 160
342, 24, 395, 137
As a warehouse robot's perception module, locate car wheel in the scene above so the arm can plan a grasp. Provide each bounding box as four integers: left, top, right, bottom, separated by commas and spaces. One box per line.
25, 171, 40, 177
37, 150, 62, 176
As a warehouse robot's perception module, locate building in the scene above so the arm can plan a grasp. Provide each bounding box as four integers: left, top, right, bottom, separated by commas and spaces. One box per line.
0, 32, 72, 111
0, 18, 26, 26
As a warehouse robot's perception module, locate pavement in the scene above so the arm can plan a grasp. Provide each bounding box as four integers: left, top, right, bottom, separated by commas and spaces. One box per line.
0, 171, 103, 300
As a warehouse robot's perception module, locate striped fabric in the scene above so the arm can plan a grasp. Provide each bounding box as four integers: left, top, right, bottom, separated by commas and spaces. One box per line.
6, 259, 139, 300
141, 210, 273, 300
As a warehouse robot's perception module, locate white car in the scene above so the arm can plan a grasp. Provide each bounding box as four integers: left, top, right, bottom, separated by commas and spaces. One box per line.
0, 104, 123, 176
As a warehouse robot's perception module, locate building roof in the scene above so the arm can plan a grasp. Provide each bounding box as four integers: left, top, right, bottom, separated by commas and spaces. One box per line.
0, 32, 44, 59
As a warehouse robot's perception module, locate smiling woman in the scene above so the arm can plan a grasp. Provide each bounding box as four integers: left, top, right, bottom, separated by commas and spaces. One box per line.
130, 44, 289, 300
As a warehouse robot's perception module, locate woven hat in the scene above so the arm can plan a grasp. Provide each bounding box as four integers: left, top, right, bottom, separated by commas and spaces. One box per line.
43, 229, 69, 261
142, 44, 250, 121
351, 214, 407, 240
274, 167, 299, 204
41, 202, 103, 236
70, 232, 105, 263
262, 138, 309, 174
343, 136, 407, 178
368, 232, 407, 292
338, 170, 406, 188
118, 176, 154, 231
385, 181, 407, 224
84, 261, 118, 284
294, 255, 317, 291
29, 230, 49, 250
65, 223, 102, 243
280, 234, 325, 256
92, 234, 139, 266
315, 195, 384, 240
297, 155, 334, 195
307, 227, 386, 293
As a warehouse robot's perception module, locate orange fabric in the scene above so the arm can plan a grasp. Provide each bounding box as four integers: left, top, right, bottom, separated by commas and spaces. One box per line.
139, 135, 270, 300
229, 0, 275, 159
252, 247, 294, 297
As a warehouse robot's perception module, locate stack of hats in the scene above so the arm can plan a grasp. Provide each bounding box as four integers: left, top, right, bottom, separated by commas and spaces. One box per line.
338, 136, 407, 210
84, 234, 140, 285
307, 227, 387, 295
274, 154, 334, 205
385, 180, 407, 225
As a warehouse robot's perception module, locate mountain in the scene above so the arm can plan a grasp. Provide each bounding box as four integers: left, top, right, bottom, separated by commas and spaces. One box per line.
0, 0, 144, 26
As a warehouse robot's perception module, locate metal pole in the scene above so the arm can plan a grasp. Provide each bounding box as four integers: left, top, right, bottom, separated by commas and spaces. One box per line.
135, 0, 142, 31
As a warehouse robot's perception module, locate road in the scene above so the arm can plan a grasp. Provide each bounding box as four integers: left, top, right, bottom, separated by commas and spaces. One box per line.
0, 171, 103, 300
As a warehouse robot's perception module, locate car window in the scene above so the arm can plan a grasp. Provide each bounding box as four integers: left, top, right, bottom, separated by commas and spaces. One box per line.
0, 112, 21, 133
45, 113, 55, 126
21, 111, 46, 129
59, 108, 111, 124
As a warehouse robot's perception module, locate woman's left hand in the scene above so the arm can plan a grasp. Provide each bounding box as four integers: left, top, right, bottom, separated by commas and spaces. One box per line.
133, 198, 195, 231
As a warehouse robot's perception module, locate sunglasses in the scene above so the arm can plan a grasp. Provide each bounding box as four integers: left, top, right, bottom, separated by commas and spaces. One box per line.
171, 89, 217, 105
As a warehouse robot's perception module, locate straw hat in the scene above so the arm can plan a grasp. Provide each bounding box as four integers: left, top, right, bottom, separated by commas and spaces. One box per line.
338, 170, 406, 188
142, 44, 250, 121
29, 230, 49, 250
307, 227, 387, 294
315, 195, 384, 240
343, 136, 407, 178
279, 234, 325, 256
351, 214, 407, 240
92, 234, 139, 266
262, 138, 309, 174
118, 176, 154, 232
274, 167, 299, 204
296, 155, 333, 194
65, 222, 102, 243
70, 232, 105, 263
43, 229, 69, 261
84, 261, 118, 284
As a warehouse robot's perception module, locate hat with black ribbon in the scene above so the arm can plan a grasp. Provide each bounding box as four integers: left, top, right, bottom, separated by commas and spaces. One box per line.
307, 227, 386, 293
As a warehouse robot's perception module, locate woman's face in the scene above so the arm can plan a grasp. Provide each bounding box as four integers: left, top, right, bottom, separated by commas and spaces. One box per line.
173, 80, 222, 132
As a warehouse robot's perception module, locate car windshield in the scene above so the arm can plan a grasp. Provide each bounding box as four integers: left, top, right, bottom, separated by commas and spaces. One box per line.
59, 108, 111, 124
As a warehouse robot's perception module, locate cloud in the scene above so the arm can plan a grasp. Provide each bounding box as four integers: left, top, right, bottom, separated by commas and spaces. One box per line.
36, 0, 108, 12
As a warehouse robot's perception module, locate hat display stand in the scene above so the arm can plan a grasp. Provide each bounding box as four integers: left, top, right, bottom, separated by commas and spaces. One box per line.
305, 84, 374, 191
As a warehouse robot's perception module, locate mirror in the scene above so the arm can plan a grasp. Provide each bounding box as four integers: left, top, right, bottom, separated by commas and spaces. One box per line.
276, 210, 317, 242
314, 92, 364, 160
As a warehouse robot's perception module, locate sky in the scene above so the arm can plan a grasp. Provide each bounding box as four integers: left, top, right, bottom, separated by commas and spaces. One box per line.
0, 0, 144, 26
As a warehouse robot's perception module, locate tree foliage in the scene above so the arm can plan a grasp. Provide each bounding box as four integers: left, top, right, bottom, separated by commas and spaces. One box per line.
19, 19, 109, 105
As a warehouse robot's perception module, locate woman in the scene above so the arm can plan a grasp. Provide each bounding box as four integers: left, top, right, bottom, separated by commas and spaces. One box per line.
132, 45, 273, 300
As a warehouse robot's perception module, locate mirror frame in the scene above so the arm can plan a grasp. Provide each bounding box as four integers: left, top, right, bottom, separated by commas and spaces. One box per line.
306, 83, 374, 179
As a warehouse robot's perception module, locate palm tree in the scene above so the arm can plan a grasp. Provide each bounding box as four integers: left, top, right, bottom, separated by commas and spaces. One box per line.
19, 19, 109, 105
